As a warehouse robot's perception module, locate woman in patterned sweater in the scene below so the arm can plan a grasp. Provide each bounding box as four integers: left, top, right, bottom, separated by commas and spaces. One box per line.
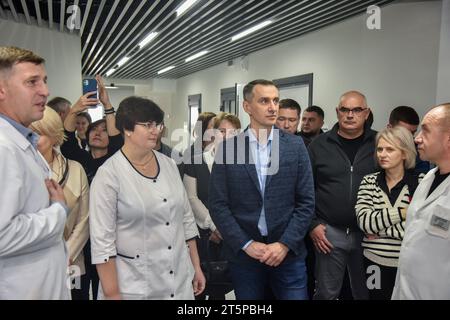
355, 126, 423, 300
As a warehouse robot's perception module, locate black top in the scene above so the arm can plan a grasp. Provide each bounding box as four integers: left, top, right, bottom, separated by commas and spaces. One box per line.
377, 170, 419, 206
60, 130, 124, 184
338, 133, 365, 165
427, 170, 450, 198
308, 123, 377, 230
183, 153, 210, 210
296, 131, 311, 146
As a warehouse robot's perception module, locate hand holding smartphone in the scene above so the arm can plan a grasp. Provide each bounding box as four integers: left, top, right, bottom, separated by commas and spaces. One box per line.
82, 78, 98, 99
82, 78, 99, 109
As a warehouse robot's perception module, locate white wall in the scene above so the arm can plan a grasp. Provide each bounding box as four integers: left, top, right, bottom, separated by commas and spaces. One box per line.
0, 18, 82, 104
106, 86, 135, 110
102, 77, 177, 143
437, 0, 450, 103
174, 1, 442, 133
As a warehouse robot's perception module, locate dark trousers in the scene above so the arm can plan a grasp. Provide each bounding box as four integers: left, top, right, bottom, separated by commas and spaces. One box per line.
229, 257, 308, 300
71, 240, 99, 300
313, 225, 368, 300
196, 228, 233, 300
363, 257, 397, 300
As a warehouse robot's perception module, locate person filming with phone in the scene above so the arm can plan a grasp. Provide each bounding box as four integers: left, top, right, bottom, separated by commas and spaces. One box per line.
60, 74, 124, 299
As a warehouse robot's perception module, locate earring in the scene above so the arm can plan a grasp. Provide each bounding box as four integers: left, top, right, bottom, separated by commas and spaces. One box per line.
126, 133, 131, 137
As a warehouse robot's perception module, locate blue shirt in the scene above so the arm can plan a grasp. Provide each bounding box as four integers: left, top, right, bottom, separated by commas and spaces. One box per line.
0, 114, 39, 149
242, 127, 274, 250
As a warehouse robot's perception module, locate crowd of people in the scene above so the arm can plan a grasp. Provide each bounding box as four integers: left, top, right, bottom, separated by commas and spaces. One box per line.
1, 46, 449, 300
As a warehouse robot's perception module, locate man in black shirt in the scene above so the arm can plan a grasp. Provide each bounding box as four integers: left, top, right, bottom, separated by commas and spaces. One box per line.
308, 91, 377, 300
300, 105, 325, 146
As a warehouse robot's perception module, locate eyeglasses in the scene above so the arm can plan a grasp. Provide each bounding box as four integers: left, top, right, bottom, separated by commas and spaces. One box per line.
338, 106, 368, 115
135, 121, 164, 131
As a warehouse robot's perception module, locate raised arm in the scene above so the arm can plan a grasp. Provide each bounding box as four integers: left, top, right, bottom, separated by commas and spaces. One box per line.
96, 75, 120, 137
64, 93, 98, 133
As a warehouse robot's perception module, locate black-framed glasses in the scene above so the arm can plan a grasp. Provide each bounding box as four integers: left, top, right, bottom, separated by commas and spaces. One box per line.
338, 106, 367, 115
135, 121, 164, 131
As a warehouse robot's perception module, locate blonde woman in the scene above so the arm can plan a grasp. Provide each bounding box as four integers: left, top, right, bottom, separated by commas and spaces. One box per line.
355, 126, 423, 300
29, 107, 90, 299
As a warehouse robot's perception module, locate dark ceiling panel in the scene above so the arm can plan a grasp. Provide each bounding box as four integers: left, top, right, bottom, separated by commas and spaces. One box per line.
0, 0, 396, 79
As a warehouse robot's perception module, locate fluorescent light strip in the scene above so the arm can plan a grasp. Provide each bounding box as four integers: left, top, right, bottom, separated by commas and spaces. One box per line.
105, 86, 119, 89
176, 0, 199, 17
105, 68, 116, 77
185, 50, 209, 63
117, 56, 130, 67
157, 66, 176, 75
138, 31, 158, 48
231, 20, 273, 42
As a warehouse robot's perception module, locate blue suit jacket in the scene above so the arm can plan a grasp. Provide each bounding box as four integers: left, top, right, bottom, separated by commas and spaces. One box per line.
208, 127, 315, 265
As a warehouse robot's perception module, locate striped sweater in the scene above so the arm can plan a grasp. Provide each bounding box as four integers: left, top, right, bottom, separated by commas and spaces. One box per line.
355, 171, 424, 267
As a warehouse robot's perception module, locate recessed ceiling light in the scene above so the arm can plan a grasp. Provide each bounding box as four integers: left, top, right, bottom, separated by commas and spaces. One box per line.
176, 0, 199, 17
138, 32, 158, 48
185, 50, 209, 63
231, 20, 273, 42
157, 66, 176, 75
105, 68, 116, 77
117, 56, 130, 67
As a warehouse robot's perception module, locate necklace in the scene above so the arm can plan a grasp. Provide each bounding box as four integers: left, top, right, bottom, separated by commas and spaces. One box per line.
129, 152, 155, 170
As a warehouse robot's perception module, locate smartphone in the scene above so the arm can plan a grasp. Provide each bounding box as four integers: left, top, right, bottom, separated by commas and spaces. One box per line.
82, 78, 98, 100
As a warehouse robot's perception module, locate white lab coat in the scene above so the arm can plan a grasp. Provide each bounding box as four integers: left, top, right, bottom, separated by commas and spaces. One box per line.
90, 150, 199, 300
392, 167, 450, 300
0, 117, 70, 300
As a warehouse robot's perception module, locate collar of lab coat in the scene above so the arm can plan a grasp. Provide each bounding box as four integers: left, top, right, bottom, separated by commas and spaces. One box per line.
0, 116, 34, 151
413, 167, 450, 210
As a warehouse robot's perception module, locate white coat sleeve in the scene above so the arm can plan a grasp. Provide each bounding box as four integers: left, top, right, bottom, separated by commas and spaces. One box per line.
182, 174, 216, 231
171, 159, 199, 240
89, 165, 118, 264
0, 146, 67, 258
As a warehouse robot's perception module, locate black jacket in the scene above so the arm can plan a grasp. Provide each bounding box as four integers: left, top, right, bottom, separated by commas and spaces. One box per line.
308, 123, 377, 230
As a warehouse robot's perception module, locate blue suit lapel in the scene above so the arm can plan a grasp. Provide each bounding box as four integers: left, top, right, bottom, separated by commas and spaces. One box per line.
264, 128, 281, 189
243, 133, 263, 195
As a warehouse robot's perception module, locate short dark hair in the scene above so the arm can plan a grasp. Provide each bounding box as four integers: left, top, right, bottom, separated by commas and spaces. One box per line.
196, 112, 217, 138
279, 99, 301, 116
76, 112, 92, 124
86, 119, 106, 147
389, 106, 419, 126
243, 79, 278, 101
305, 105, 325, 120
116, 96, 164, 135
47, 97, 71, 114
0, 46, 45, 73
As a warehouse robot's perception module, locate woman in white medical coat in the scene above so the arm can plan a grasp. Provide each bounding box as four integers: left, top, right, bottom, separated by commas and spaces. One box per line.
90, 96, 205, 300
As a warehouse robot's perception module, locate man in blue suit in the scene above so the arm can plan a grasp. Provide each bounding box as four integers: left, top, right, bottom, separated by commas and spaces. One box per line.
209, 79, 315, 300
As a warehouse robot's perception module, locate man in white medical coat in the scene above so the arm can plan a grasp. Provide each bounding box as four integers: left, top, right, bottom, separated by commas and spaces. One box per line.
0, 46, 70, 299
392, 103, 450, 300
